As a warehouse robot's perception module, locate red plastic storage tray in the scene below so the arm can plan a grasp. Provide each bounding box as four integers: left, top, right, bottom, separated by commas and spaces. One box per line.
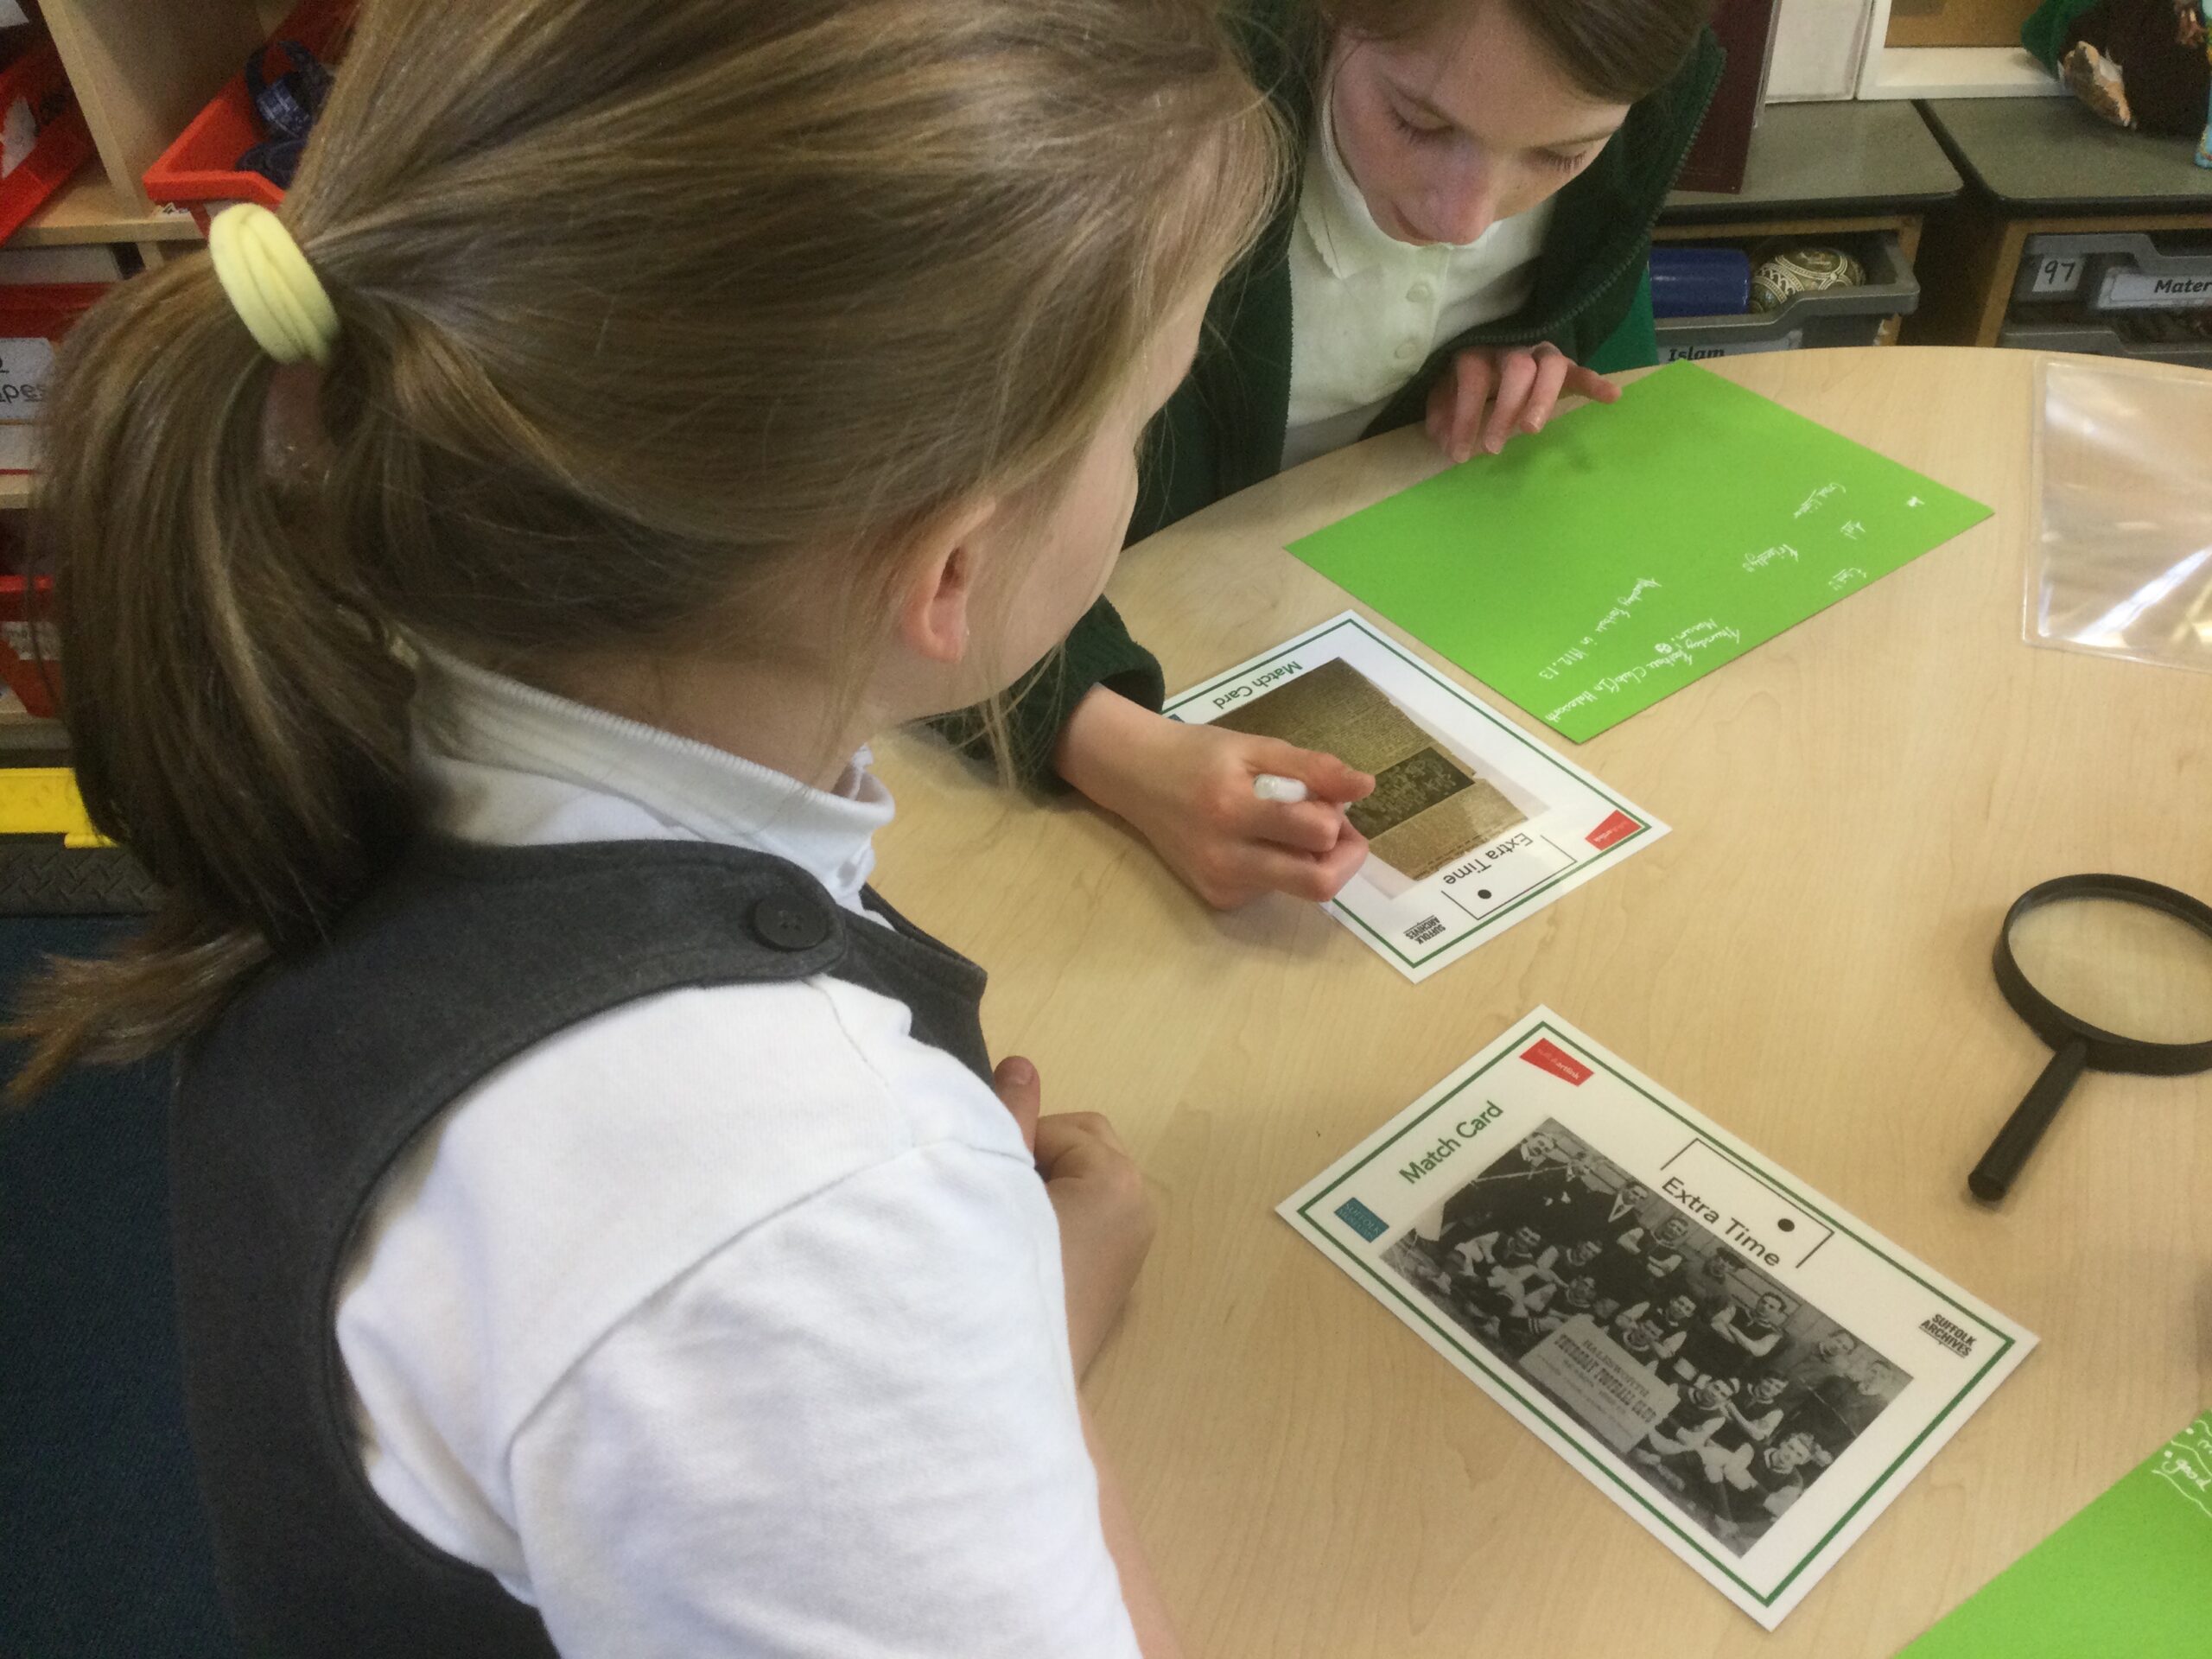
0, 284, 107, 717
0, 31, 96, 244
0, 569, 57, 718
142, 0, 353, 232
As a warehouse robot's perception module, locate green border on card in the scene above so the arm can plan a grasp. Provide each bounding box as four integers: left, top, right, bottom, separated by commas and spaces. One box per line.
1294, 1021, 2016, 1608
1163, 617, 1654, 969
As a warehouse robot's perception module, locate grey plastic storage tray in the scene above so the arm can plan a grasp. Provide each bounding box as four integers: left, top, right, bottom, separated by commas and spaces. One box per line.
2010, 232, 2212, 312
1998, 317, 2212, 371
1652, 231, 1918, 362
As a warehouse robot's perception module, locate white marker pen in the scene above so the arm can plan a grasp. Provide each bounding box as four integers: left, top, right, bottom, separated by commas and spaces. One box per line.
1252, 774, 1310, 804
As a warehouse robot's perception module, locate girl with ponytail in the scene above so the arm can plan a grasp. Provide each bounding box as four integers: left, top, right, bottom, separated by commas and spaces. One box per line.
20, 3, 1277, 1653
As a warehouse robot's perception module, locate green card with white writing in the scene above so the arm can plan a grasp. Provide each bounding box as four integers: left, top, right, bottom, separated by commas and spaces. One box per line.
1897, 1412, 2212, 1657
1285, 362, 1992, 743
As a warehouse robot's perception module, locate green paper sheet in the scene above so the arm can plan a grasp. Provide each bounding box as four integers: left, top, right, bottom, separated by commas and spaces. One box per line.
1286, 362, 1993, 743
1897, 1412, 2212, 1657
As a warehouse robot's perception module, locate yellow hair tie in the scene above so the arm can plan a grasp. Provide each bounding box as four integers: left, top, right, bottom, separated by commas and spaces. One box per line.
207, 203, 339, 367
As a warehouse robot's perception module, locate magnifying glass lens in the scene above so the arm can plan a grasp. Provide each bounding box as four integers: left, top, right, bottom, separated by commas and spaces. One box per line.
1974, 878, 2212, 1203
2005, 896, 2212, 1045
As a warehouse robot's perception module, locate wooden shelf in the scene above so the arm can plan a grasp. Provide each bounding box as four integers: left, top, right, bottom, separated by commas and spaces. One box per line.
0, 474, 32, 510
10, 163, 203, 248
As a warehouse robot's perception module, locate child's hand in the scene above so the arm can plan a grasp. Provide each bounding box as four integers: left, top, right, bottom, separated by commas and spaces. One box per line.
1425, 343, 1621, 463
1056, 688, 1375, 911
992, 1056, 1155, 1374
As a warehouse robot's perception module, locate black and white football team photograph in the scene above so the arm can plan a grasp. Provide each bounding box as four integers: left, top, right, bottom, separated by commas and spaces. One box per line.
1382, 1120, 1910, 1554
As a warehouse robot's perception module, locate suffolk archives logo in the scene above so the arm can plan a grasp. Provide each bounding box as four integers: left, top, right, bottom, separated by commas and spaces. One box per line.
1916, 1313, 1976, 1359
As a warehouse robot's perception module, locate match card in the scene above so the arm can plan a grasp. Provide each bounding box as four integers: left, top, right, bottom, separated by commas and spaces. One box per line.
1279, 1010, 2037, 1629
1164, 613, 1665, 982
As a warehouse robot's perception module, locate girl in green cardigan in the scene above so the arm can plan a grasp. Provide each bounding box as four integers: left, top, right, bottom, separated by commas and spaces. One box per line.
995, 0, 1720, 908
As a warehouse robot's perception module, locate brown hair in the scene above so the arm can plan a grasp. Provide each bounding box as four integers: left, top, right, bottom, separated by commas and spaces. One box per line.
1317, 0, 1715, 104
13, 0, 1278, 1094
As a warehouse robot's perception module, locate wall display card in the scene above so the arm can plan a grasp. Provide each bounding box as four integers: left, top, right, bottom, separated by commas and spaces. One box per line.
0, 335, 53, 473
1164, 614, 1665, 982
1767, 0, 1873, 101
1898, 1411, 2212, 1657
1284, 363, 1992, 743
1280, 1010, 2036, 1628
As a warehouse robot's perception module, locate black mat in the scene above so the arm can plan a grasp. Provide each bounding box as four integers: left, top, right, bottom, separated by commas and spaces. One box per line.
0, 918, 238, 1658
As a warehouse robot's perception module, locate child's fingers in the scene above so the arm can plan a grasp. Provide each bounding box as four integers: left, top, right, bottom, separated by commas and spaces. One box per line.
1520, 349, 1576, 434
1246, 736, 1374, 804
1482, 351, 1540, 454
991, 1054, 1042, 1156
1448, 353, 1496, 462
1564, 362, 1623, 404
1033, 1109, 1132, 1180
1239, 797, 1353, 855
1248, 847, 1350, 903
1313, 820, 1370, 893
1240, 822, 1370, 902
1425, 372, 1455, 449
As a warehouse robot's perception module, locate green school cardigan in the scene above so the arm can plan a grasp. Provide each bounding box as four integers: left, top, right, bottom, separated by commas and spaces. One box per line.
945, 10, 1724, 787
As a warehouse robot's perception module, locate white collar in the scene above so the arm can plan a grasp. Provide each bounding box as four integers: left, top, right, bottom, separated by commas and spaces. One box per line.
410, 647, 893, 910
1300, 85, 1402, 283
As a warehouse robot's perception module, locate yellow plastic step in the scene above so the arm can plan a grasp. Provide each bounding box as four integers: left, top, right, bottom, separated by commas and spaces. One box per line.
0, 767, 109, 849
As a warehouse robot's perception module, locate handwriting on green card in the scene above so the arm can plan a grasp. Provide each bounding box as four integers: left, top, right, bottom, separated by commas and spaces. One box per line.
1897, 1412, 2212, 1657
1286, 363, 1993, 743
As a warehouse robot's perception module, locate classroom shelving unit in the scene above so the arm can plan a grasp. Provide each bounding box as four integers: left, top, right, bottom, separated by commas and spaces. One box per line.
0, 0, 291, 509
1651, 100, 1964, 359
0, 1, 291, 726
25, 0, 291, 265
1904, 98, 2212, 353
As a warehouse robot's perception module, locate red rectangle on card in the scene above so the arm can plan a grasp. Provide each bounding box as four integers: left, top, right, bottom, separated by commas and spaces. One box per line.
1521, 1039, 1592, 1085
1586, 810, 1641, 850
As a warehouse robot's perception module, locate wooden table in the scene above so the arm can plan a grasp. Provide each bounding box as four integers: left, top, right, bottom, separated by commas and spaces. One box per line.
871, 347, 2212, 1656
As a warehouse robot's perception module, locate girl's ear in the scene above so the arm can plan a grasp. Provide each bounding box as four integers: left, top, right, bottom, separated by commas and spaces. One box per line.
897, 496, 1001, 665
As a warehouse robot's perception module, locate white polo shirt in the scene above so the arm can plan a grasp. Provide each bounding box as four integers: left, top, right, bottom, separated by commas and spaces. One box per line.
1283, 90, 1554, 468
334, 652, 1141, 1658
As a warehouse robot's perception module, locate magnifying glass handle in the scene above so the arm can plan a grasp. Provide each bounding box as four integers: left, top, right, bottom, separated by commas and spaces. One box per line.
1970, 1037, 2089, 1204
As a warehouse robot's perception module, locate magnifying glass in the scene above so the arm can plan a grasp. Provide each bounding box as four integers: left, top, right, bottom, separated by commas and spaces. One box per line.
1970, 874, 2212, 1204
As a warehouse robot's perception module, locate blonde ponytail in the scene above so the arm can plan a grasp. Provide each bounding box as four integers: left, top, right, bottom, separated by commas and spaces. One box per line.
11, 252, 414, 1094
13, 0, 1280, 1094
